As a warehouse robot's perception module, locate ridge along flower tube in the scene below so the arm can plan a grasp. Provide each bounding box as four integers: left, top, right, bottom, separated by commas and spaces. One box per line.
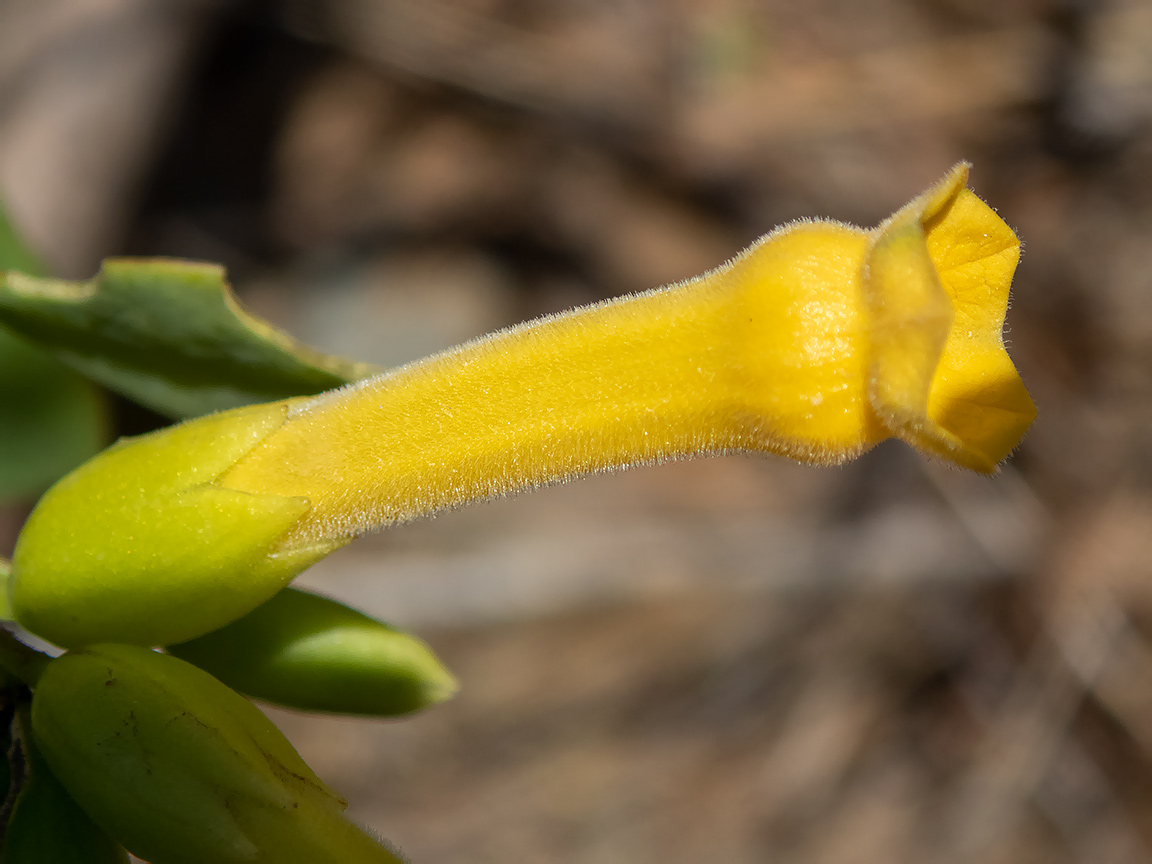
9, 163, 1035, 648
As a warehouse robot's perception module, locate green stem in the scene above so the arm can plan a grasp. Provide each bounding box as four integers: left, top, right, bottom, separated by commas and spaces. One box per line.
0, 628, 51, 688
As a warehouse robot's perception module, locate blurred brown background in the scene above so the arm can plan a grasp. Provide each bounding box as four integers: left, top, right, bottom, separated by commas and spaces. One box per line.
3, 0, 1152, 861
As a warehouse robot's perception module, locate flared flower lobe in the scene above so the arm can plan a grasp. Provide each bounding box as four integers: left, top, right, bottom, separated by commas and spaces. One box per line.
865, 163, 1036, 472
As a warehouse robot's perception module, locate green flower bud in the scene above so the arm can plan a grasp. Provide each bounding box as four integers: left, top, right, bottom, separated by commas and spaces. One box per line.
31, 644, 404, 864
169, 587, 457, 716
9, 402, 347, 647
3, 709, 129, 864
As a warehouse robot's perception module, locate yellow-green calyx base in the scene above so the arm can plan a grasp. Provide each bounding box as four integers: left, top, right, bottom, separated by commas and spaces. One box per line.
10, 404, 345, 647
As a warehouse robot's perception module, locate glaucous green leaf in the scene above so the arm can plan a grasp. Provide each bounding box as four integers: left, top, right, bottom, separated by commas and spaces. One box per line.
0, 202, 45, 277
0, 331, 108, 501
0, 201, 107, 502
0, 259, 379, 418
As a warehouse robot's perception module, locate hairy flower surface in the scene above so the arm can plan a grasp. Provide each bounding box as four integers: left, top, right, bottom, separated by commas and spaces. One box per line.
10, 163, 1035, 647
219, 162, 1033, 543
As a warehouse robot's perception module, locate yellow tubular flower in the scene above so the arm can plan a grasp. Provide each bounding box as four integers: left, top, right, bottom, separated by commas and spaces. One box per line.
219, 162, 1034, 549
10, 163, 1035, 648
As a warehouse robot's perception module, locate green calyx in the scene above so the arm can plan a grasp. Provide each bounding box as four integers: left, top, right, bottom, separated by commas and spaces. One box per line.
9, 402, 345, 648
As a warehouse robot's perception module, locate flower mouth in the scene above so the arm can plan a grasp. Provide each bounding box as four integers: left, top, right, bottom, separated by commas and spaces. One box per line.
864, 163, 1036, 472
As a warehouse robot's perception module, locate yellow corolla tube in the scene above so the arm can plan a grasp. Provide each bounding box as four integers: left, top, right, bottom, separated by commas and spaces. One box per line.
10, 163, 1034, 647
219, 162, 1034, 545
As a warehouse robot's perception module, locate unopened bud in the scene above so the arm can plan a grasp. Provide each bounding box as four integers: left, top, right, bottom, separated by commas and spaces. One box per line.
170, 587, 457, 716
32, 644, 404, 864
